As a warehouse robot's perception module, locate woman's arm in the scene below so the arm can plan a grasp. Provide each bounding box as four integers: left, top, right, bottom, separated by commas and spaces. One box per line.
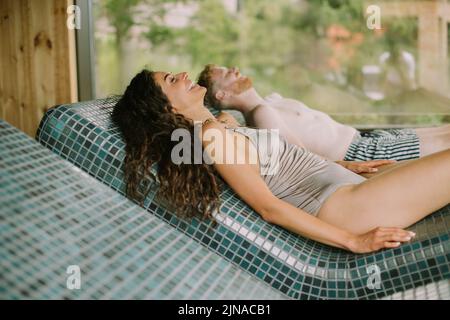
260, 197, 354, 250
202, 122, 414, 253
202, 122, 353, 250
261, 197, 415, 253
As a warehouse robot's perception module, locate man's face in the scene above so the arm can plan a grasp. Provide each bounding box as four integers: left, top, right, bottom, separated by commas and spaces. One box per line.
210, 66, 253, 95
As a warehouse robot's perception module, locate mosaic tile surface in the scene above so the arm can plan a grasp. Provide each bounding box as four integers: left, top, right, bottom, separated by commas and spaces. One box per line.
0, 120, 288, 300
35, 98, 450, 299
381, 279, 450, 300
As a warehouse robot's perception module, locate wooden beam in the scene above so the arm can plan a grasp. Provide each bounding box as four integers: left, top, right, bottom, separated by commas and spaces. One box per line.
418, 10, 442, 92
440, 3, 450, 20
0, 0, 22, 129
0, 0, 77, 137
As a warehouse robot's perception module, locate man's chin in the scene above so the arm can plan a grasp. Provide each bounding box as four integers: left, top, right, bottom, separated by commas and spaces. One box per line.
234, 77, 253, 94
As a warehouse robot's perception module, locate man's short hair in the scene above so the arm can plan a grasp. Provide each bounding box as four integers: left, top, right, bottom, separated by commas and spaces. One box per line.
197, 64, 222, 110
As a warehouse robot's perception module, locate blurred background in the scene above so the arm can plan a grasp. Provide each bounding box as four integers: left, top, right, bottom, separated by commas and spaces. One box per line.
93, 0, 450, 127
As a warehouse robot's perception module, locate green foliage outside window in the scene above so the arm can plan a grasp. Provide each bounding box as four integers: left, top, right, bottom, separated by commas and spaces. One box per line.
94, 0, 450, 126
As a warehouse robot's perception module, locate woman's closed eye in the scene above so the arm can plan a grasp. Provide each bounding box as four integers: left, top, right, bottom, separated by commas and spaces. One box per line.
164, 73, 176, 84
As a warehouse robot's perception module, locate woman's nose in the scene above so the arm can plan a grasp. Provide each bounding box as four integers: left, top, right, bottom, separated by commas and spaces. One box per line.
176, 72, 188, 80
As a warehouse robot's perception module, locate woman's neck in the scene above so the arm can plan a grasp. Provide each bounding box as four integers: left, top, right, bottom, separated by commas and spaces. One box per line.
181, 105, 216, 124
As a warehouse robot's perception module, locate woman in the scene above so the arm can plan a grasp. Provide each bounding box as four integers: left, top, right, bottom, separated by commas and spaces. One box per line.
112, 69, 450, 254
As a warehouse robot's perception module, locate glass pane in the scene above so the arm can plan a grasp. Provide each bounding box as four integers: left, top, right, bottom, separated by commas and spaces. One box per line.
93, 0, 450, 127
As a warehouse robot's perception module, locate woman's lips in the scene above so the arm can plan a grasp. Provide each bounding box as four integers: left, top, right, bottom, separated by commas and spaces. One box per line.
188, 83, 198, 91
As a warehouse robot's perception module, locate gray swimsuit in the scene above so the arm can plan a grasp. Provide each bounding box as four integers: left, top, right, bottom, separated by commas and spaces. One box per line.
228, 127, 366, 216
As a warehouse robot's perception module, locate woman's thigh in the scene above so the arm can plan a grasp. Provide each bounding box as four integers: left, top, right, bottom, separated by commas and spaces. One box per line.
317, 149, 450, 234
414, 124, 450, 136
417, 131, 450, 156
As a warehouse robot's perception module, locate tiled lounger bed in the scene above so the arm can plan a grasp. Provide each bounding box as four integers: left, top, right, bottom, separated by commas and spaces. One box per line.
36, 98, 450, 300
0, 120, 287, 300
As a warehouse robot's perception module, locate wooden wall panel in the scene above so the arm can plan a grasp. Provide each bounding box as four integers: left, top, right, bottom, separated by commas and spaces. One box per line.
0, 0, 77, 137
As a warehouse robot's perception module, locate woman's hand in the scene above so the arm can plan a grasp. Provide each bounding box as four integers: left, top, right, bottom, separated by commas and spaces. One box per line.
336, 160, 397, 174
347, 227, 416, 254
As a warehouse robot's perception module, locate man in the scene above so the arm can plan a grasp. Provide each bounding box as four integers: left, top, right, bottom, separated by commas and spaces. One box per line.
197, 64, 450, 162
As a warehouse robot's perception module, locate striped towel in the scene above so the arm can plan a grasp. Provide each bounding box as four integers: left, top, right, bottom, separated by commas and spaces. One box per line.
344, 129, 421, 161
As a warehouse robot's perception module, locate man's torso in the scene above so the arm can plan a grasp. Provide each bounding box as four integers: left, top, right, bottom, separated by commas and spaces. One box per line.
254, 93, 358, 160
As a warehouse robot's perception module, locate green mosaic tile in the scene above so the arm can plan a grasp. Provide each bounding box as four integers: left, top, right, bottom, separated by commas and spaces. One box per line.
0, 120, 287, 300
380, 279, 450, 300
35, 98, 450, 299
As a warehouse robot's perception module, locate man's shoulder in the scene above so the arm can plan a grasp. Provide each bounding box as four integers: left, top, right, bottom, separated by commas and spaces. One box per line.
247, 104, 280, 125
264, 92, 284, 102
250, 103, 276, 115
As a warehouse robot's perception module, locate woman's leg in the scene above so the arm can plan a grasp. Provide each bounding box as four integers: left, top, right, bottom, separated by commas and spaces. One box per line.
415, 125, 450, 157
317, 149, 450, 234
414, 124, 450, 136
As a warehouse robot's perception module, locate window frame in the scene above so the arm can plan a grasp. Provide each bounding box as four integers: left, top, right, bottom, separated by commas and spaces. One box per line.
75, 0, 96, 101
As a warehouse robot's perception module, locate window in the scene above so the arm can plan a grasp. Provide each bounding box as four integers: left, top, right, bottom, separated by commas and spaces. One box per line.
93, 0, 450, 127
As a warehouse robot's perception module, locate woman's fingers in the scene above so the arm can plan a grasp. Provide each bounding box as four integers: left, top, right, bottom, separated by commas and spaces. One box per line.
366, 160, 397, 166
354, 227, 416, 253
375, 228, 416, 245
381, 233, 413, 242
354, 160, 397, 172
383, 241, 401, 248
354, 160, 395, 173
354, 165, 378, 173
344, 160, 396, 174
378, 227, 415, 235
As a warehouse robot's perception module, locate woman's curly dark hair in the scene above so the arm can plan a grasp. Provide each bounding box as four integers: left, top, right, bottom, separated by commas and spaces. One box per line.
111, 69, 222, 224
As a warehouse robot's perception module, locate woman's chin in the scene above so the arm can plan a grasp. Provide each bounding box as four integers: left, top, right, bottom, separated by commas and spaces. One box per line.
199, 87, 207, 99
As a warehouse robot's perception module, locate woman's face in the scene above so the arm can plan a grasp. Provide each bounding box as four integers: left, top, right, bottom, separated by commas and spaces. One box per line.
153, 71, 207, 112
